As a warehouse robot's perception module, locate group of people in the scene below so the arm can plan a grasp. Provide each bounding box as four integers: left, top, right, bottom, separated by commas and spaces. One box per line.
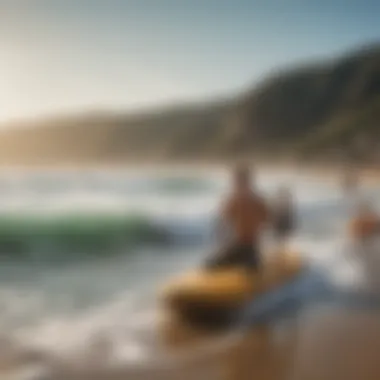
205, 163, 380, 272
205, 164, 295, 272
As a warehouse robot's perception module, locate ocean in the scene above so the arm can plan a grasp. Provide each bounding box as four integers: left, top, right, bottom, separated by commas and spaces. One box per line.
0, 166, 378, 379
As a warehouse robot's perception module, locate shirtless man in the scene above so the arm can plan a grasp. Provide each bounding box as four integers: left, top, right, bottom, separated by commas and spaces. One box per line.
205, 164, 269, 271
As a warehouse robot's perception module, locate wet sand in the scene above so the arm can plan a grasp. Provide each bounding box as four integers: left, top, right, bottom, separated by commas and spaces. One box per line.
292, 308, 380, 380
157, 285, 380, 380
246, 305, 380, 380
1, 290, 380, 379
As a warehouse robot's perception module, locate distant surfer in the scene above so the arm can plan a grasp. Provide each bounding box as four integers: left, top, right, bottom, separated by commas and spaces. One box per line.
271, 186, 295, 250
205, 163, 270, 271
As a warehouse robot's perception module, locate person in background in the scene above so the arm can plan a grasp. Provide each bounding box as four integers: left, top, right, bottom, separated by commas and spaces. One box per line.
271, 186, 295, 251
205, 163, 270, 272
349, 200, 380, 243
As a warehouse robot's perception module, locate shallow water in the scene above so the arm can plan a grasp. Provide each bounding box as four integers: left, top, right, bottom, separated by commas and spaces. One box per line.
0, 167, 379, 378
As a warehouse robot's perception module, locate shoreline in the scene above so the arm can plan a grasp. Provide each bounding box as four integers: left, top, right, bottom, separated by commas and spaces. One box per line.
0, 160, 378, 185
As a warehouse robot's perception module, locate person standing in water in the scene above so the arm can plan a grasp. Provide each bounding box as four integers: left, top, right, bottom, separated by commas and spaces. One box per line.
271, 186, 295, 250
205, 164, 270, 271
349, 200, 380, 243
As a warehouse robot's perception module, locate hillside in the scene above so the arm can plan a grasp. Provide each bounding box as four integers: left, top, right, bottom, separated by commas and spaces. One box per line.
0, 43, 379, 165
236, 43, 380, 161
0, 101, 232, 165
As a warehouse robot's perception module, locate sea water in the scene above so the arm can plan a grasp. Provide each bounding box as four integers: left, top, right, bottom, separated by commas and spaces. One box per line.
0, 166, 378, 378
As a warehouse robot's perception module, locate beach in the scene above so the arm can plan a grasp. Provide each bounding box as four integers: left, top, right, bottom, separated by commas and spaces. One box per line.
0, 165, 378, 379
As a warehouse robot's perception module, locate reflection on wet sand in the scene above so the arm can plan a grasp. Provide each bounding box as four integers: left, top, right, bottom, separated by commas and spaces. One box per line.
291, 307, 380, 380
156, 300, 380, 380
1, 304, 380, 379
1, 253, 379, 379
247, 306, 380, 380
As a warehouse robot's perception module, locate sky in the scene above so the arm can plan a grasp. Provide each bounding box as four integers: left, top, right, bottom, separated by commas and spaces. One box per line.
0, 0, 380, 123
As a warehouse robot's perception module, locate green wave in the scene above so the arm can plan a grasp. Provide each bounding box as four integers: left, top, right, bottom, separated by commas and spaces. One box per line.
0, 213, 169, 258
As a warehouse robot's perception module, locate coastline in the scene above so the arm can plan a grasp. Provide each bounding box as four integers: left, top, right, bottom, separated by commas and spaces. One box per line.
0, 159, 378, 185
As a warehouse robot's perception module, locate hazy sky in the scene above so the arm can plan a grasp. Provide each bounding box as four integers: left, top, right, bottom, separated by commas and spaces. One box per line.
0, 0, 380, 122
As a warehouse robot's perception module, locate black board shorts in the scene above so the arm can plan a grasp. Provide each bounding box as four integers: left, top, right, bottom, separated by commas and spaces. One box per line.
204, 242, 260, 271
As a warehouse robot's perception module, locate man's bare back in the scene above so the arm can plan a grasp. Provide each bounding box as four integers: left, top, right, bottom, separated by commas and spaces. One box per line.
222, 191, 268, 245
205, 164, 269, 271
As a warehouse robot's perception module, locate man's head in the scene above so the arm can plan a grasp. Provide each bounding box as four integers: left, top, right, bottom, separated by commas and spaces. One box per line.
232, 163, 252, 191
